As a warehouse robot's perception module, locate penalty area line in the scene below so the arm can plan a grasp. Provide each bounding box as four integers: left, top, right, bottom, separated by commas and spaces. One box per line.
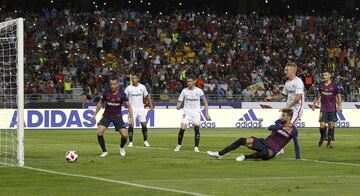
22, 166, 209, 196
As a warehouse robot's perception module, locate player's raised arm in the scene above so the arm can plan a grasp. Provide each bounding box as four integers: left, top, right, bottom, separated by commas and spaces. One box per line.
265, 93, 285, 101
268, 120, 283, 131
266, 82, 289, 101
91, 99, 103, 121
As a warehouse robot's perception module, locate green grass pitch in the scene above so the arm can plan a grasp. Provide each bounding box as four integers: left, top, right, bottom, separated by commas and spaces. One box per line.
1, 128, 360, 196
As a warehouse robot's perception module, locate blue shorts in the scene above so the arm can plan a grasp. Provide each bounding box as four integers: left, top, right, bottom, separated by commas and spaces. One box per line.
248, 137, 275, 160
248, 137, 269, 152
319, 112, 337, 123
98, 116, 125, 131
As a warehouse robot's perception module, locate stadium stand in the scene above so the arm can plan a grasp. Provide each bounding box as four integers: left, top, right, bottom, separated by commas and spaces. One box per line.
1, 7, 359, 102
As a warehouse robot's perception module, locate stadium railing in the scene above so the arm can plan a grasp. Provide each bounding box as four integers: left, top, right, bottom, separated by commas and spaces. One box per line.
23, 93, 355, 103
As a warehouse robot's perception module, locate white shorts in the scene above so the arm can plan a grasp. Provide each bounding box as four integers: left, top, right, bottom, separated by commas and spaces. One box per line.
291, 108, 303, 125
133, 110, 146, 123
181, 112, 201, 126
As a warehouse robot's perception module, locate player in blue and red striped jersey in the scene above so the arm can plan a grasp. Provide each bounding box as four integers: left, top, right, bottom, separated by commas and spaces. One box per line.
91, 76, 133, 157
265, 62, 305, 156
312, 70, 342, 148
207, 109, 300, 161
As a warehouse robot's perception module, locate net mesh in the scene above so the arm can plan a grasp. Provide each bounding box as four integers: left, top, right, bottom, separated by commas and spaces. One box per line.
0, 19, 19, 167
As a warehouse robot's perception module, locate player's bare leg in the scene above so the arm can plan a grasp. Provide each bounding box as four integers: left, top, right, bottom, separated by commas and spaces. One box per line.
319, 122, 327, 146
119, 128, 127, 156
97, 125, 108, 157
175, 123, 187, 151
141, 122, 150, 147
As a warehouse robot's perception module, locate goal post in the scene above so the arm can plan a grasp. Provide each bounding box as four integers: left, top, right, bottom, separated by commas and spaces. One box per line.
0, 18, 24, 167
17, 18, 24, 167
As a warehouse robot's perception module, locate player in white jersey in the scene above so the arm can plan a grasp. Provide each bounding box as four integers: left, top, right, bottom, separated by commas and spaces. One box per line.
124, 74, 154, 147
266, 62, 304, 157
266, 62, 305, 124
174, 75, 210, 152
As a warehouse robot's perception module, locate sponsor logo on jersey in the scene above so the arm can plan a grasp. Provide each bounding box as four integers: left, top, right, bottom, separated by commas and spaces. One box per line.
107, 102, 121, 106
131, 93, 143, 97
186, 98, 199, 101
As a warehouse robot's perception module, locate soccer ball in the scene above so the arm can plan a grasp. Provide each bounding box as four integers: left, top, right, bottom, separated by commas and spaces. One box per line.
65, 150, 78, 163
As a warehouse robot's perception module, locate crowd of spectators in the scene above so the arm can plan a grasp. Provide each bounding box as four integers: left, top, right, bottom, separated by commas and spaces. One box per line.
1, 7, 360, 102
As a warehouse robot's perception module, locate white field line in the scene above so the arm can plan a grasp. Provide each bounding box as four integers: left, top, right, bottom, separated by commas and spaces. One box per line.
22, 166, 208, 196
2, 145, 359, 195
132, 175, 360, 183
125, 145, 360, 167
297, 158, 360, 167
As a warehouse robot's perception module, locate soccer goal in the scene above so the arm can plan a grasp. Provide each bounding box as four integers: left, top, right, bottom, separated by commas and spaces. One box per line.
0, 18, 24, 167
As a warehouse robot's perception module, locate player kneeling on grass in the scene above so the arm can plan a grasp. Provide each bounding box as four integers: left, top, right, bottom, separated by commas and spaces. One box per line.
207, 109, 300, 161
174, 75, 210, 152
91, 76, 133, 157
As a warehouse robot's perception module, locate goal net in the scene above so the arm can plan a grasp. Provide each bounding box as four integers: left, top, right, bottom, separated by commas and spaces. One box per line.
0, 18, 24, 167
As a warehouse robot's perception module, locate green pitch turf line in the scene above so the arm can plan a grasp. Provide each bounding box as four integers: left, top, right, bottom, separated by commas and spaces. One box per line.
128, 145, 360, 167
296, 158, 360, 167
21, 166, 209, 196
132, 175, 360, 183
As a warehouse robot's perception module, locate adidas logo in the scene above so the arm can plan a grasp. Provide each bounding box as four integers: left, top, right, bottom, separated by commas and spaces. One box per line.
335, 112, 350, 128
200, 109, 212, 121
189, 109, 216, 129
235, 109, 262, 128
293, 120, 306, 128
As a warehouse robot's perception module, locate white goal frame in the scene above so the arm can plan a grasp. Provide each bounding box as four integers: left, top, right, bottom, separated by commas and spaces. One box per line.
16, 18, 24, 167
0, 18, 24, 167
